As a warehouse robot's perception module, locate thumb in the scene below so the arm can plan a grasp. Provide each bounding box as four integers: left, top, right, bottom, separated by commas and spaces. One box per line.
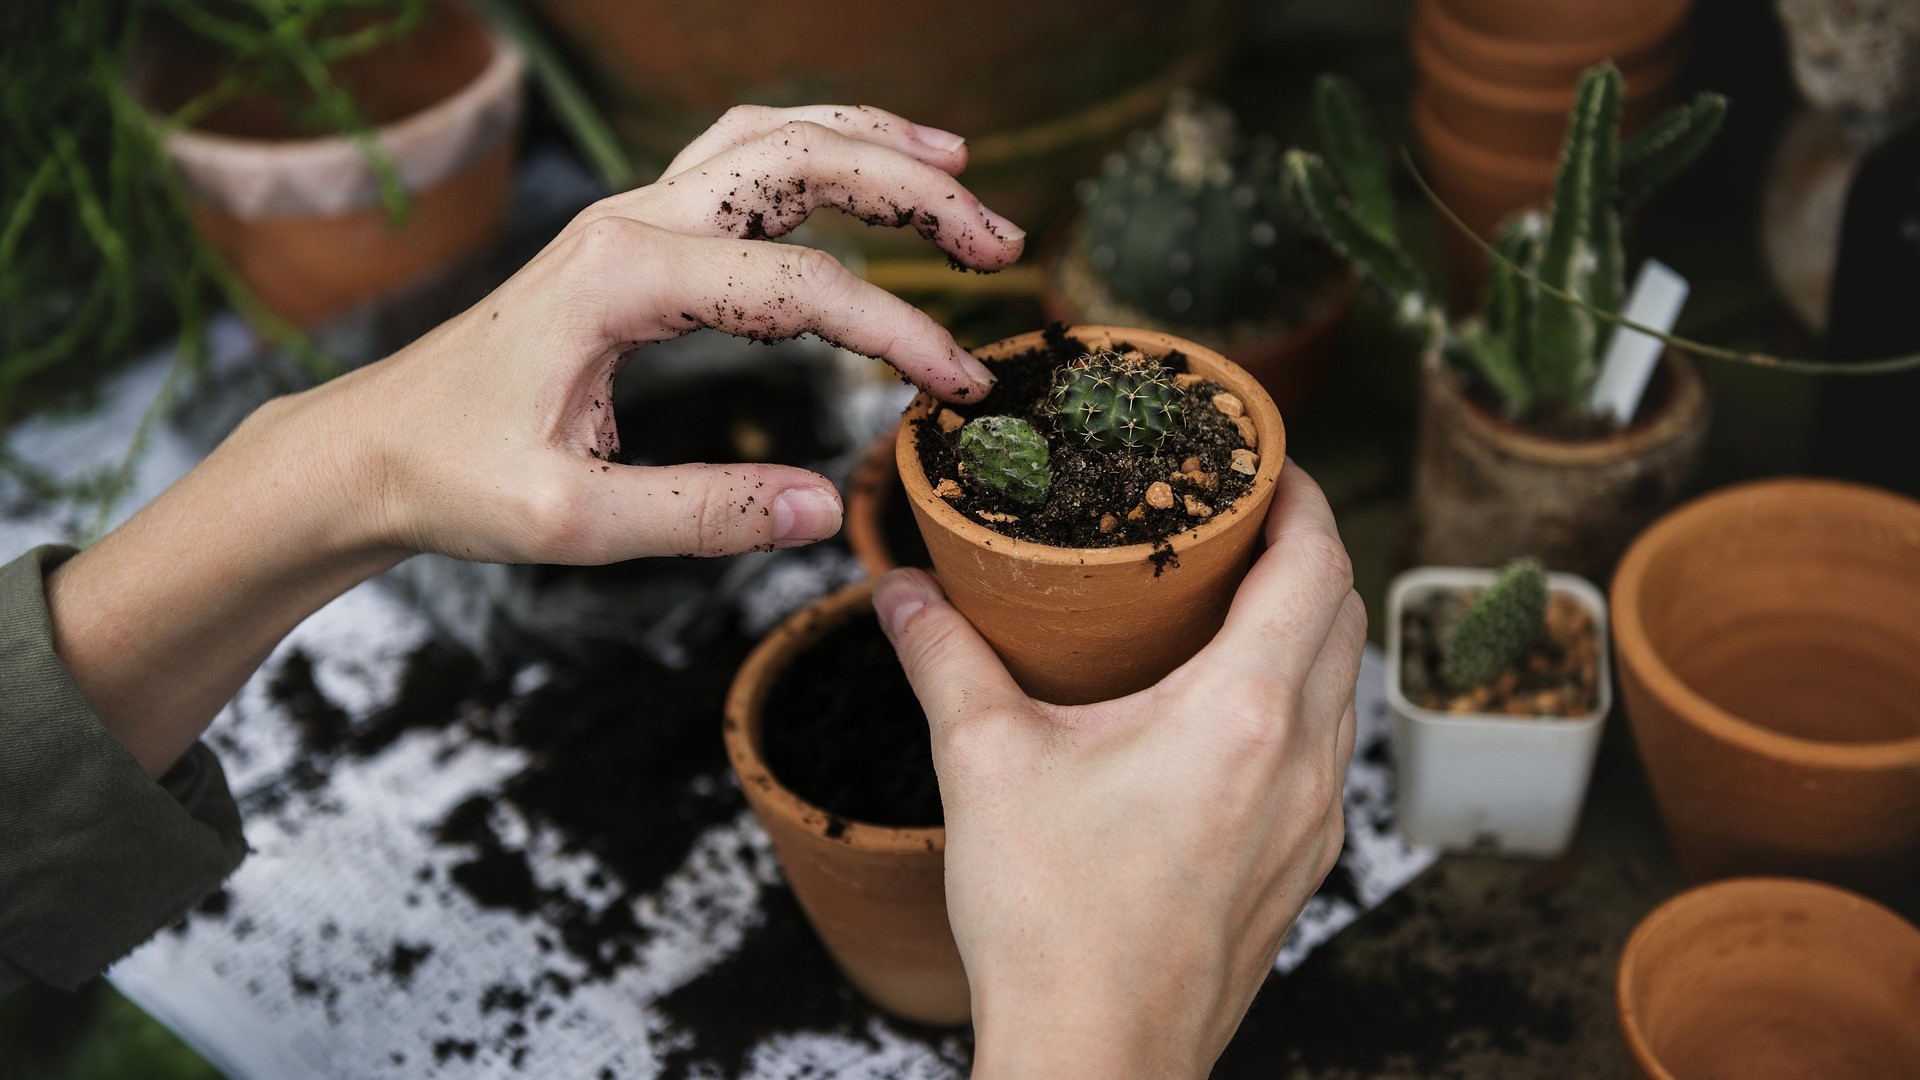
542, 460, 843, 563
872, 569, 1028, 734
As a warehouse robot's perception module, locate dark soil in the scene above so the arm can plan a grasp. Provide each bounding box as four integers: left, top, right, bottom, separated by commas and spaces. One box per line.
760, 614, 941, 829
1399, 589, 1601, 717
912, 325, 1256, 548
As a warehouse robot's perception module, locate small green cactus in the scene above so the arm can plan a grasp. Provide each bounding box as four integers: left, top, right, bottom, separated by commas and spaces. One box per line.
957, 416, 1052, 506
1442, 558, 1548, 691
1050, 349, 1184, 452
1076, 91, 1309, 327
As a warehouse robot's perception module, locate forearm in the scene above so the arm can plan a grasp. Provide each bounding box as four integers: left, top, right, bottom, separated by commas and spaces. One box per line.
44, 376, 403, 777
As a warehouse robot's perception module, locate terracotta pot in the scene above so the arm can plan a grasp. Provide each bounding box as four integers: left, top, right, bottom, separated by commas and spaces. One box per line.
1413, 21, 1682, 160
1436, 0, 1692, 45
1409, 347, 1708, 580
897, 326, 1285, 706
1611, 479, 1920, 895
1410, 90, 1556, 299
1415, 0, 1687, 90
1617, 877, 1920, 1080
1039, 223, 1358, 416
528, 0, 1231, 246
139, 1, 524, 328
843, 424, 931, 578
722, 582, 968, 1025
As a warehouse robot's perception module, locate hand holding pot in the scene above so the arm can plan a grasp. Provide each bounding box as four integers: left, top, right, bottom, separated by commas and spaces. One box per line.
873, 463, 1364, 1079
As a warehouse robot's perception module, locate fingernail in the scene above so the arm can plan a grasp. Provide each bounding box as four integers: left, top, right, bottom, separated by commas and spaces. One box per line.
873, 570, 936, 638
954, 347, 997, 390
772, 486, 842, 544
979, 205, 1026, 243
911, 123, 967, 152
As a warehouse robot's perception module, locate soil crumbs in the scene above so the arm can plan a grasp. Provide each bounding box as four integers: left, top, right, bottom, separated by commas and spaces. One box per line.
913, 324, 1256, 549
1399, 589, 1601, 717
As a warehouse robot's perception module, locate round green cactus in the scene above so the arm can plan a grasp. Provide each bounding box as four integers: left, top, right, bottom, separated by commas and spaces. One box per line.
1050, 349, 1184, 452
1442, 558, 1549, 691
957, 416, 1052, 507
1077, 91, 1309, 327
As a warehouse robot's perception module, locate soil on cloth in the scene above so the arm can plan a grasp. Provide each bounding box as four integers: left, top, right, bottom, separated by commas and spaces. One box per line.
912, 325, 1257, 549
761, 614, 941, 829
1399, 589, 1601, 717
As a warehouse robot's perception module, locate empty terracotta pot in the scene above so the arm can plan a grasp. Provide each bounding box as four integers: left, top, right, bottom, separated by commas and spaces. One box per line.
1612, 479, 1920, 894
843, 424, 931, 578
1437, 0, 1692, 45
1416, 0, 1687, 90
723, 582, 968, 1025
1409, 347, 1708, 579
1410, 91, 1556, 299
139, 1, 523, 327
897, 326, 1285, 706
1617, 877, 1920, 1080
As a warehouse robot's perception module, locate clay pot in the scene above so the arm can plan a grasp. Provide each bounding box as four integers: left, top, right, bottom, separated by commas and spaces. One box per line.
138, 1, 524, 327
722, 582, 968, 1025
1435, 0, 1692, 45
1617, 877, 1920, 1080
1039, 224, 1358, 416
897, 326, 1285, 706
1409, 347, 1707, 579
1415, 0, 1686, 90
1410, 91, 1556, 298
843, 424, 931, 578
1611, 479, 1920, 895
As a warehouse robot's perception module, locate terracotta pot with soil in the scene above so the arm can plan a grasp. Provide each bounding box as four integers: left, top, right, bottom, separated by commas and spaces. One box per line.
1611, 478, 1920, 895
137, 0, 524, 327
1386, 560, 1610, 857
844, 424, 931, 578
897, 325, 1284, 706
1617, 877, 1920, 1080
723, 582, 965, 1025
1410, 348, 1709, 579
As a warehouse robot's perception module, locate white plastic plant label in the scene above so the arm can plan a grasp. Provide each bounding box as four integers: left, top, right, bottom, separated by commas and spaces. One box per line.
1589, 259, 1690, 424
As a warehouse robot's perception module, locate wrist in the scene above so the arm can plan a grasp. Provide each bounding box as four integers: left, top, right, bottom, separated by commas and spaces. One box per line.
969, 977, 1207, 1080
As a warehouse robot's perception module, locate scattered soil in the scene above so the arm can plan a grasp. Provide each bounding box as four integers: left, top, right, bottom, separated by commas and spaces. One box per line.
760, 614, 941, 829
1399, 588, 1600, 717
912, 324, 1256, 548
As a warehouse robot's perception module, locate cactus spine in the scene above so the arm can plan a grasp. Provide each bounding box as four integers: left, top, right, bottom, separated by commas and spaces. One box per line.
1442, 558, 1548, 690
1050, 350, 1184, 452
957, 416, 1052, 507
1285, 66, 1726, 422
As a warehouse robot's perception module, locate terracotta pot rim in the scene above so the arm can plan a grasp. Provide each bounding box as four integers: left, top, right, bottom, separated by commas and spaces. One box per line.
1425, 348, 1707, 465
896, 326, 1287, 567
1417, 0, 1689, 73
1615, 875, 1920, 1080
1413, 21, 1682, 115
1611, 477, 1920, 767
1413, 90, 1559, 181
723, 581, 946, 853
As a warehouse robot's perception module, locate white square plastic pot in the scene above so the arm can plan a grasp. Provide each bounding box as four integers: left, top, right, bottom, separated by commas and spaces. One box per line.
1385, 567, 1613, 858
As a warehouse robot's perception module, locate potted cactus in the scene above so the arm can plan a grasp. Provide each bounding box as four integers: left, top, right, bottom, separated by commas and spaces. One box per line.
1041, 92, 1357, 412
896, 325, 1284, 705
1287, 66, 1725, 578
1386, 558, 1611, 857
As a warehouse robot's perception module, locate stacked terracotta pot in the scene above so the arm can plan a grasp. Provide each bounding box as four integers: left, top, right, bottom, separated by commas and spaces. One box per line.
1409, 0, 1693, 289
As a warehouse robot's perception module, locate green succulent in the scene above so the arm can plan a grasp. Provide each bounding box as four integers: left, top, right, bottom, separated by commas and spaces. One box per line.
957, 415, 1051, 506
1049, 349, 1184, 452
1442, 558, 1548, 691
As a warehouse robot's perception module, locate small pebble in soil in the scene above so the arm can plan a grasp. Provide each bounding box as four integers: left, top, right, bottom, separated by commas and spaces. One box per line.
1183, 495, 1213, 519
1098, 513, 1119, 533
1212, 392, 1245, 418
1146, 482, 1175, 510
935, 408, 964, 433
933, 478, 963, 499
1232, 448, 1259, 476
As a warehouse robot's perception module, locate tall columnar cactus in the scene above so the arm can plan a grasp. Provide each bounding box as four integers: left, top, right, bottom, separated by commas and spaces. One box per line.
1285, 66, 1727, 421
1076, 91, 1310, 327
1442, 558, 1548, 690
1050, 349, 1185, 452
957, 416, 1052, 506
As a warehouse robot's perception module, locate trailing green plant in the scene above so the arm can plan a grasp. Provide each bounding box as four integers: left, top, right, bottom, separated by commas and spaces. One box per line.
1075, 91, 1313, 328
1285, 65, 1727, 423
1441, 557, 1547, 690
1050, 349, 1184, 452
956, 416, 1051, 507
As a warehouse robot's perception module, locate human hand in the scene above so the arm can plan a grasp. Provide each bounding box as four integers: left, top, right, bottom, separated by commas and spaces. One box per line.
872, 463, 1364, 1080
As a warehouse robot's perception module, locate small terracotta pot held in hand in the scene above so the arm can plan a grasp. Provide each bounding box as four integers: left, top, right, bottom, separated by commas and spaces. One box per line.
1611, 479, 1920, 895
723, 582, 967, 1025
1617, 877, 1920, 1080
898, 326, 1285, 706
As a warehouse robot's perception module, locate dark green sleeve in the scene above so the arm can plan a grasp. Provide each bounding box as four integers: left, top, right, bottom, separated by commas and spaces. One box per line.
0, 545, 248, 995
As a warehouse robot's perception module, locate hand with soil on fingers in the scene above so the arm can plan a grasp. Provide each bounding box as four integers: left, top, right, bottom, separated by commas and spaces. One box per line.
41, 103, 1025, 779
873, 461, 1364, 1080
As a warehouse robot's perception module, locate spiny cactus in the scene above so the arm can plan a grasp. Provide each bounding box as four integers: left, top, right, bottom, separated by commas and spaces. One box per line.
957, 416, 1052, 506
1076, 91, 1309, 327
1285, 66, 1727, 421
1050, 349, 1184, 452
1442, 558, 1548, 690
